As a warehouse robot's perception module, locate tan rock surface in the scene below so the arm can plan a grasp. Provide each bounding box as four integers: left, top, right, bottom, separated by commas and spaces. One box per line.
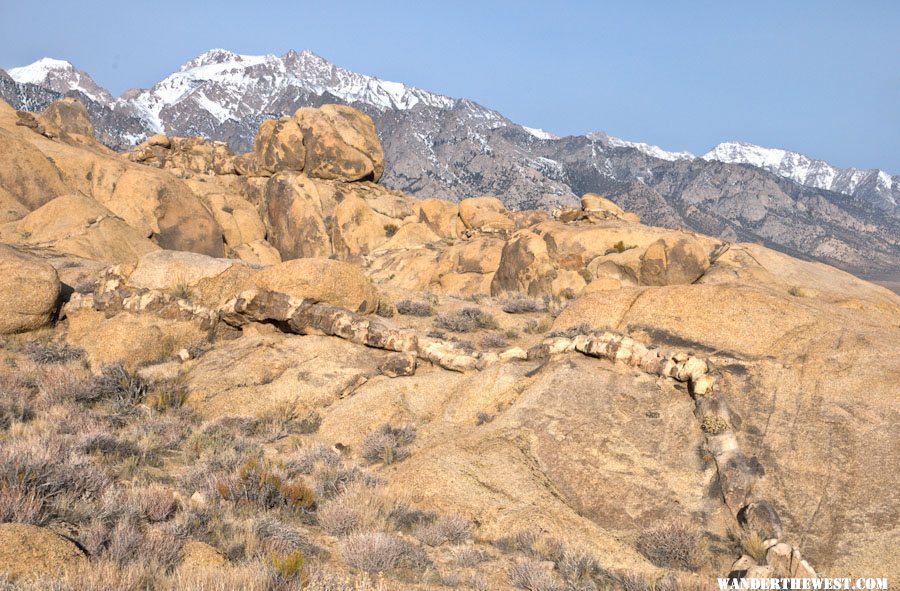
126, 250, 242, 293
66, 308, 205, 370
293, 104, 384, 182
2, 194, 159, 264
0, 127, 69, 210
251, 116, 306, 174
458, 196, 515, 233
253, 257, 382, 313
0, 523, 84, 581
264, 172, 333, 259
0, 244, 61, 334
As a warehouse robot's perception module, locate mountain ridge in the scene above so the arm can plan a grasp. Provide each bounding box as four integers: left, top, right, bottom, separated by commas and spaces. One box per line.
2, 50, 898, 281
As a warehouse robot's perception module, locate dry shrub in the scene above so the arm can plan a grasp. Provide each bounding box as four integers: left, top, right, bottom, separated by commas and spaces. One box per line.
147, 380, 189, 412
501, 296, 546, 314
18, 559, 160, 591
396, 300, 435, 317
0, 433, 108, 525
78, 431, 142, 460
83, 364, 149, 407
313, 463, 379, 500
558, 547, 612, 589
636, 523, 705, 571
31, 366, 90, 407
251, 403, 320, 441
130, 484, 177, 522
341, 532, 428, 573
25, 342, 85, 365
360, 424, 416, 465
216, 457, 316, 514
253, 516, 322, 558
494, 530, 564, 562
0, 484, 45, 524
413, 513, 473, 546
547, 323, 593, 339
434, 307, 498, 332
449, 544, 493, 567
730, 528, 768, 564
523, 319, 552, 335
0, 382, 33, 430
700, 415, 729, 435
287, 444, 341, 476
508, 559, 564, 591
480, 333, 508, 349
318, 484, 392, 536
387, 503, 436, 532
167, 563, 275, 591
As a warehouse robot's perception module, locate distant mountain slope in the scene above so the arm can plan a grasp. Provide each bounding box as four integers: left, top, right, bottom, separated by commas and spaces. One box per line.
704, 141, 897, 213
2, 50, 897, 280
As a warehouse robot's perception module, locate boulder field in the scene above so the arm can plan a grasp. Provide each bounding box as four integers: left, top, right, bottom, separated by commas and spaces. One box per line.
0, 96, 897, 586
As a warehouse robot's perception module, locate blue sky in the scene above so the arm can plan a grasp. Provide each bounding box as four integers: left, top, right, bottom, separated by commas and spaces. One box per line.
2, 0, 897, 171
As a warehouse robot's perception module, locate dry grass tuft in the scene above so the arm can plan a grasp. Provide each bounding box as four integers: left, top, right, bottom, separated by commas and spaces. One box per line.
360, 424, 416, 465
396, 300, 435, 317
636, 523, 705, 571
434, 307, 498, 333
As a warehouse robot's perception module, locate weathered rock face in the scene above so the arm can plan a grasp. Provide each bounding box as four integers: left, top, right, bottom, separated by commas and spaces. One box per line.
553, 270, 900, 577
639, 236, 710, 286
0, 523, 84, 581
128, 134, 237, 175
199, 191, 266, 249
66, 307, 206, 370
1, 91, 898, 582
33, 97, 95, 140
234, 104, 385, 184
0, 106, 226, 258
0, 244, 61, 334
458, 196, 515, 233
490, 229, 555, 297
253, 258, 382, 313
263, 172, 333, 259
0, 193, 160, 264
252, 116, 306, 174
294, 104, 384, 182
0, 127, 69, 211
126, 250, 242, 293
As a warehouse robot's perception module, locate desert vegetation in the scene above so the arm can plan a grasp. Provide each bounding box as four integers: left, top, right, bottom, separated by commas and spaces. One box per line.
0, 336, 729, 590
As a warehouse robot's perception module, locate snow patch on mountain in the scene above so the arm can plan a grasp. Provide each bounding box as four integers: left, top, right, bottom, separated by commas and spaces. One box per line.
126, 48, 464, 133
523, 126, 559, 140
7, 58, 72, 84
7, 57, 112, 103
587, 131, 694, 161
704, 141, 896, 207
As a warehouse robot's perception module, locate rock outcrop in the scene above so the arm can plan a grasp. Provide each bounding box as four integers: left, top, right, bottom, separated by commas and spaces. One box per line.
0, 244, 60, 334
1, 93, 898, 584
0, 523, 84, 581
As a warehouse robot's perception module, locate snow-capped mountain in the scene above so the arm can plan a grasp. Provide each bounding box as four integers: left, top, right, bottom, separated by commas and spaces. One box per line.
7, 57, 113, 104
127, 48, 465, 134
588, 131, 695, 162
2, 50, 898, 280
704, 141, 897, 210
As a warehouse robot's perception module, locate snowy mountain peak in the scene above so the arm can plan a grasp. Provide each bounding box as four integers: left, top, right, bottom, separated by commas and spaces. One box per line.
7, 57, 112, 103
7, 57, 74, 83
180, 49, 273, 71
126, 48, 462, 133
523, 126, 559, 140
587, 131, 695, 161
704, 141, 896, 206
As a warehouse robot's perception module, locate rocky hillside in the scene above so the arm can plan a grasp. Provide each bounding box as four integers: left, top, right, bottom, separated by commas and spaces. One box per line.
0, 96, 897, 588
2, 50, 897, 282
